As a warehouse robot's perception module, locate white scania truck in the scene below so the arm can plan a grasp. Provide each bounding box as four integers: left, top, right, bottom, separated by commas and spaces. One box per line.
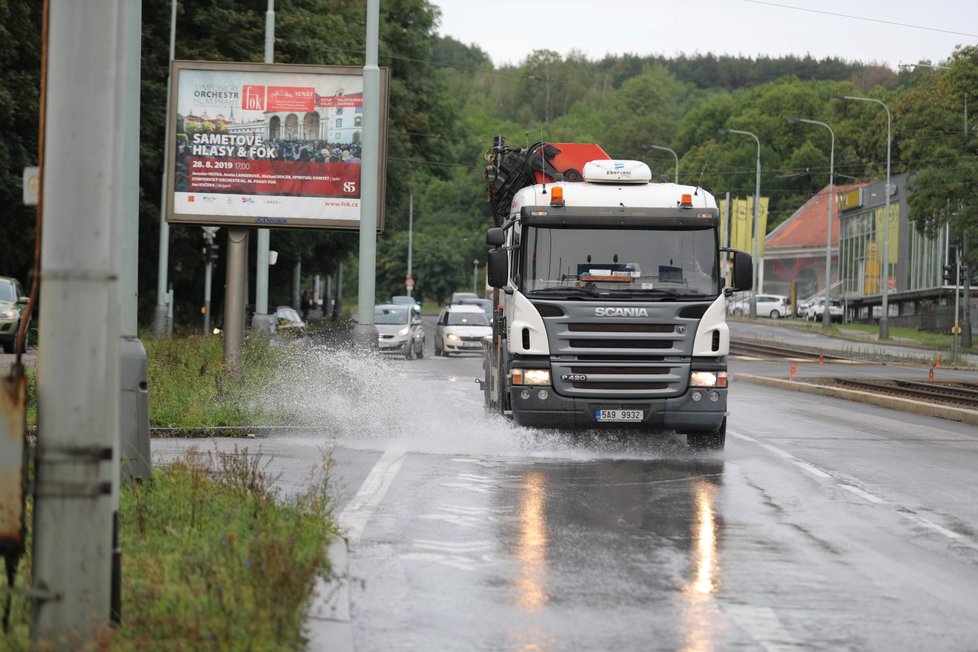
480, 138, 753, 449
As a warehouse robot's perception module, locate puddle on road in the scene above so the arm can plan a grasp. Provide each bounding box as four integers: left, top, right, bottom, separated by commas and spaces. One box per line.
251, 342, 699, 462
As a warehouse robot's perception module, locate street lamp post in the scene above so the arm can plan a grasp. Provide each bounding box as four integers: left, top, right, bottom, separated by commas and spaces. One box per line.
833, 95, 891, 339
718, 128, 762, 319
473, 259, 480, 295
788, 117, 835, 327
647, 144, 679, 183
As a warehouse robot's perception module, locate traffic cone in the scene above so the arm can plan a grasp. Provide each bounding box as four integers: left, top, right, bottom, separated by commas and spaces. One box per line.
818, 352, 825, 364
789, 362, 797, 379
928, 367, 935, 383
935, 355, 941, 368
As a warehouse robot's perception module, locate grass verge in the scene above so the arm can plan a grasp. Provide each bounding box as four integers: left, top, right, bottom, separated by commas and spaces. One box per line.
2, 446, 338, 651
3, 333, 340, 649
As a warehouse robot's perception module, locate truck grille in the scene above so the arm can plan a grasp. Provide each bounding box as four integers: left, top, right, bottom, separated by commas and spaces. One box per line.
534, 300, 704, 399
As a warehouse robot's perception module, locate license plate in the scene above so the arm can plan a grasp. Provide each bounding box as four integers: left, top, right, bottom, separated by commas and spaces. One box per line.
594, 409, 644, 423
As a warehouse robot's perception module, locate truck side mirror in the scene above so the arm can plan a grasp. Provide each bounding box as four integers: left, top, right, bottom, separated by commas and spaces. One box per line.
486, 249, 508, 288
486, 227, 505, 247
730, 250, 753, 291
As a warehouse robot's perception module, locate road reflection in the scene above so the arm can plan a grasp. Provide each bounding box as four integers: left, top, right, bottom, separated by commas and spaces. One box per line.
681, 478, 722, 652
500, 455, 725, 651
514, 471, 549, 612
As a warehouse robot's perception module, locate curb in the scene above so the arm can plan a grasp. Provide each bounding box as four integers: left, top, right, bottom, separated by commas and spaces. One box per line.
305, 537, 355, 651
735, 373, 978, 426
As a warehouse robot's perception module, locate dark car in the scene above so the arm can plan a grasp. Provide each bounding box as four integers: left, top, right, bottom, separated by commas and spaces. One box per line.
390, 295, 422, 316
0, 276, 29, 353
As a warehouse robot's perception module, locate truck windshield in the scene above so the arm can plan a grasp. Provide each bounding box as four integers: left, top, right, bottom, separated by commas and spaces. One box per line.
521, 226, 718, 297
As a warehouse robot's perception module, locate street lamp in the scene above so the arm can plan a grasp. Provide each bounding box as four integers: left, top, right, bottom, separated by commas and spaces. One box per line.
718, 127, 762, 319
473, 259, 480, 295
833, 94, 891, 339
788, 117, 835, 327
647, 144, 679, 183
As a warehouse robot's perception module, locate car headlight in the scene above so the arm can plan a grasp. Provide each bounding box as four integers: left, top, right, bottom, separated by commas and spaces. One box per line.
447, 333, 460, 342
0, 309, 18, 319
511, 368, 551, 385
397, 326, 409, 336
690, 371, 727, 388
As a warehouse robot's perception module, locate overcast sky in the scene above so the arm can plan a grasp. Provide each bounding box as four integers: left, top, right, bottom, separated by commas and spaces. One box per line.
432, 0, 978, 70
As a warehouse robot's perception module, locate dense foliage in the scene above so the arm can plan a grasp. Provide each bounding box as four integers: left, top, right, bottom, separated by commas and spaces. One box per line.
2, 0, 977, 324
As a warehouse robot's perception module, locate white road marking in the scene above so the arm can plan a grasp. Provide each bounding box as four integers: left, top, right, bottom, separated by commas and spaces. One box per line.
839, 484, 885, 504
733, 431, 832, 480
731, 429, 973, 548
337, 449, 406, 544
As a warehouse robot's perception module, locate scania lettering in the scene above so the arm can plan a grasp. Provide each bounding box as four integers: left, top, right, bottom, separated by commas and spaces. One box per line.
594, 307, 649, 317
479, 138, 753, 450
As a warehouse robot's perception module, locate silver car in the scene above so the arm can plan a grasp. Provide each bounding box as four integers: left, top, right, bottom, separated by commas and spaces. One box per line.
375, 304, 425, 359
434, 304, 491, 356
0, 276, 29, 353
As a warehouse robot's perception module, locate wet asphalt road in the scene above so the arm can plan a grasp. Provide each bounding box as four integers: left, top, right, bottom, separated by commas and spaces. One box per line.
152, 327, 978, 651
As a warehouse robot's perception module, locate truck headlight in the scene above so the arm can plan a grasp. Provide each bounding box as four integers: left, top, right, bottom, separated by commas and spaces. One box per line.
690, 371, 727, 388
511, 368, 551, 385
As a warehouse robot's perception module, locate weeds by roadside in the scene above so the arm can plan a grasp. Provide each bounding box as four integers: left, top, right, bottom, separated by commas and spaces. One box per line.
2, 446, 338, 651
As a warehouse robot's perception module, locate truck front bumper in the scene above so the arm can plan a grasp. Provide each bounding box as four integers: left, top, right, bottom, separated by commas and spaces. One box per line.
506, 386, 727, 433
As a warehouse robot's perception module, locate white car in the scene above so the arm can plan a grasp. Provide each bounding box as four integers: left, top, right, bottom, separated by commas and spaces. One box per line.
434, 304, 491, 356
806, 298, 844, 323
375, 304, 425, 359
726, 293, 792, 319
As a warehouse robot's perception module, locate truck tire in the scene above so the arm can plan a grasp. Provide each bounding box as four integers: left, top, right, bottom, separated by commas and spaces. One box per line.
687, 418, 726, 451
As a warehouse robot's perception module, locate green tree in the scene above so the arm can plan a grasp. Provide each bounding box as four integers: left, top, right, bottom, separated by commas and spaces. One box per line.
0, 0, 42, 287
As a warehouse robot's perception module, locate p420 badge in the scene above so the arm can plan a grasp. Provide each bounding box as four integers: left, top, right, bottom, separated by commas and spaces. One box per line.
561, 374, 588, 382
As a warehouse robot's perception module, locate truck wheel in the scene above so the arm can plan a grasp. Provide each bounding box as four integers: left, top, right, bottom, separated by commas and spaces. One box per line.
687, 418, 726, 451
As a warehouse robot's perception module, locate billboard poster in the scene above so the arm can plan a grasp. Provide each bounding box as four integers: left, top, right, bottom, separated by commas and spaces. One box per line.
165, 61, 388, 230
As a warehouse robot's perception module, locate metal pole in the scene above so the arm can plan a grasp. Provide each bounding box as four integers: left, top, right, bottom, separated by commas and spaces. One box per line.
473, 259, 479, 295
35, 0, 125, 640
407, 191, 413, 297
789, 118, 835, 328
648, 144, 679, 183
153, 0, 177, 337
204, 256, 213, 334
837, 95, 891, 339
252, 0, 275, 335
718, 128, 762, 318
224, 228, 248, 370
954, 260, 960, 364
354, 0, 380, 346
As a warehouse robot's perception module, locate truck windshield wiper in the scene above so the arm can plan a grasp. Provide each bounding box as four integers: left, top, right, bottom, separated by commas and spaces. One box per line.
526, 286, 602, 297
603, 288, 689, 299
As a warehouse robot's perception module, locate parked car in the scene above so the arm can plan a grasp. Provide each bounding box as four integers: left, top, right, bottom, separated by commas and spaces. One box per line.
727, 292, 792, 319
806, 298, 844, 323
0, 276, 29, 353
450, 291, 479, 304
434, 304, 491, 356
390, 295, 422, 316
271, 306, 307, 338
375, 303, 425, 359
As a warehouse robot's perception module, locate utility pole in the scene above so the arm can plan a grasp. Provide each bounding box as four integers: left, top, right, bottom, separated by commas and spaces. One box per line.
252, 0, 275, 335
354, 0, 381, 347
34, 0, 138, 643
152, 0, 177, 337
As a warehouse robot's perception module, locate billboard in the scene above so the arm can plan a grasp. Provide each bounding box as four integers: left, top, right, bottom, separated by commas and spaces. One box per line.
165, 61, 389, 230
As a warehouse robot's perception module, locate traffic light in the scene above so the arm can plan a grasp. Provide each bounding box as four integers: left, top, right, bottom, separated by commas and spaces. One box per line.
944, 264, 955, 284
